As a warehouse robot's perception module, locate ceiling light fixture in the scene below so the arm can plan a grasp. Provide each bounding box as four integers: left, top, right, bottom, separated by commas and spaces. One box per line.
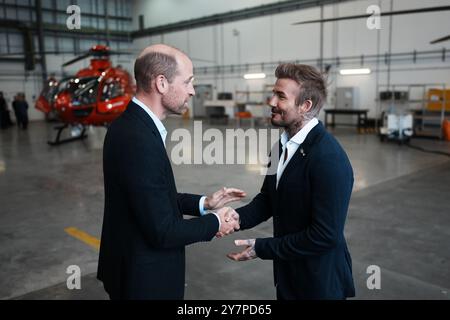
339, 68, 371, 75
243, 73, 266, 80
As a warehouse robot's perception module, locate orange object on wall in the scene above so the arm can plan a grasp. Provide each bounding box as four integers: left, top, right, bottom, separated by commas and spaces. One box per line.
235, 111, 252, 118
443, 120, 450, 141
182, 108, 190, 119
427, 89, 450, 111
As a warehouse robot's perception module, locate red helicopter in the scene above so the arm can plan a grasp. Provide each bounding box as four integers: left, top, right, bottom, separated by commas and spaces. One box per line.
35, 45, 134, 145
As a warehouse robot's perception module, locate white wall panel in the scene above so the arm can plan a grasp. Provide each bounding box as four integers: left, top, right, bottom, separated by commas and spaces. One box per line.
187, 26, 217, 67
271, 8, 321, 62
132, 0, 289, 29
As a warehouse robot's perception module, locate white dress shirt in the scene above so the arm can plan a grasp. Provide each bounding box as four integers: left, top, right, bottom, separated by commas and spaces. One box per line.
276, 117, 319, 188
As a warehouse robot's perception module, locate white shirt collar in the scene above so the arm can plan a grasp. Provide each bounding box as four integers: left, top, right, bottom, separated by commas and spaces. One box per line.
281, 117, 319, 147
132, 96, 167, 146
276, 118, 318, 189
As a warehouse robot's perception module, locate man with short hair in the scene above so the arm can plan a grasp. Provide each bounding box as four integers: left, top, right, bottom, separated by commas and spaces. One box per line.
227, 64, 355, 300
98, 44, 244, 300
12, 93, 29, 130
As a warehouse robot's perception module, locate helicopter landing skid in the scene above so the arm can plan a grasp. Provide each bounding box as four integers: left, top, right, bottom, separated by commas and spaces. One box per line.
47, 124, 88, 146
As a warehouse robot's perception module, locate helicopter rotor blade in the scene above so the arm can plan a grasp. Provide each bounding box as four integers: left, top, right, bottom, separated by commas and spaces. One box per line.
292, 5, 450, 25
0, 50, 89, 58
430, 34, 450, 44
62, 53, 91, 67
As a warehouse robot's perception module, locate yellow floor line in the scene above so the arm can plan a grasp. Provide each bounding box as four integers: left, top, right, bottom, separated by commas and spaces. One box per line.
64, 227, 100, 250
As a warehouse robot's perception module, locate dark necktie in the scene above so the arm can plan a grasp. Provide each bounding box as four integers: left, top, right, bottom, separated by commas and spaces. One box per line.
283, 146, 288, 164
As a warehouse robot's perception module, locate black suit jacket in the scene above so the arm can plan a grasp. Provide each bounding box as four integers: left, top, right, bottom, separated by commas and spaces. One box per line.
237, 122, 355, 299
97, 100, 219, 299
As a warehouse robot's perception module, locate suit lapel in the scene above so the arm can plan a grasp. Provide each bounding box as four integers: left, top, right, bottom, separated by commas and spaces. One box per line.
125, 101, 166, 151
277, 144, 305, 189
126, 100, 178, 192
276, 122, 326, 189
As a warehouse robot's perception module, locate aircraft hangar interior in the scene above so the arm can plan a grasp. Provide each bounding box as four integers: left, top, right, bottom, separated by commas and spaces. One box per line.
0, 0, 449, 302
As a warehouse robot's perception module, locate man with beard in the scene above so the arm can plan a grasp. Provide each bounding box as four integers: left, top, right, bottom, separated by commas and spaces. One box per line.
98, 44, 244, 299
225, 64, 355, 300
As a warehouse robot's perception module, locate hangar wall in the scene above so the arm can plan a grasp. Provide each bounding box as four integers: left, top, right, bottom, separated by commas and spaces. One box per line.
132, 0, 287, 30
132, 0, 450, 120
1, 0, 449, 121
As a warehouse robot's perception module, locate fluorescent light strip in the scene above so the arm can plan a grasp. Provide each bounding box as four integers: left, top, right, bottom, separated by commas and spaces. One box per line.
339, 68, 371, 75
243, 73, 266, 80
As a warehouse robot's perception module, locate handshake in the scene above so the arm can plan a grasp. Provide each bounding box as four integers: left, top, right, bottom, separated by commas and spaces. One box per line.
214, 207, 240, 238
203, 186, 243, 238
203, 187, 257, 261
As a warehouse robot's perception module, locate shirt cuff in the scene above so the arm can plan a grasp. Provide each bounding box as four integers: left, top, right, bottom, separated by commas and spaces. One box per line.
199, 196, 207, 215
199, 196, 221, 232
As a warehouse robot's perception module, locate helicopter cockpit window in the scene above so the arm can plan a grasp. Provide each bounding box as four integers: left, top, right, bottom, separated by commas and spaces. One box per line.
101, 78, 124, 101
71, 77, 99, 106
57, 78, 73, 93
42, 79, 59, 102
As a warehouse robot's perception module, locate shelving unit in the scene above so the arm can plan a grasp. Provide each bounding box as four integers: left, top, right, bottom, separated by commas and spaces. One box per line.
377, 83, 449, 139
235, 86, 272, 105
234, 85, 272, 125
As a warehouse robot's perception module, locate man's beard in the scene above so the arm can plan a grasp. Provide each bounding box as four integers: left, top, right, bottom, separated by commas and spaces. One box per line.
270, 118, 283, 127
270, 107, 308, 133
270, 107, 285, 127
162, 91, 187, 115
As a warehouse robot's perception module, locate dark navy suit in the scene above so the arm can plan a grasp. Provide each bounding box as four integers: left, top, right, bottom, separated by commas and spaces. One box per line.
97, 101, 219, 299
237, 122, 355, 299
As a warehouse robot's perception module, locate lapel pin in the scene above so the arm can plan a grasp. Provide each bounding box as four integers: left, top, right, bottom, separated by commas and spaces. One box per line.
300, 148, 306, 157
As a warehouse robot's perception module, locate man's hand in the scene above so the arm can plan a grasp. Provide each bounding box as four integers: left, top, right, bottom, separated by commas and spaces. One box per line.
204, 187, 246, 210
215, 207, 240, 236
227, 239, 257, 261
215, 207, 240, 238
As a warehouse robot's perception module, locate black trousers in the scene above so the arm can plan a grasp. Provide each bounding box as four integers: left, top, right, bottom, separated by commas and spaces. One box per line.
13, 110, 28, 129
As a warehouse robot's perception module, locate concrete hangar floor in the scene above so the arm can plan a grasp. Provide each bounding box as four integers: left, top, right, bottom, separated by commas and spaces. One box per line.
0, 118, 449, 300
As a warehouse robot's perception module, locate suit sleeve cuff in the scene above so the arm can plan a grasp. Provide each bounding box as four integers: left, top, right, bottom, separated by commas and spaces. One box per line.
211, 212, 221, 231
254, 238, 273, 260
